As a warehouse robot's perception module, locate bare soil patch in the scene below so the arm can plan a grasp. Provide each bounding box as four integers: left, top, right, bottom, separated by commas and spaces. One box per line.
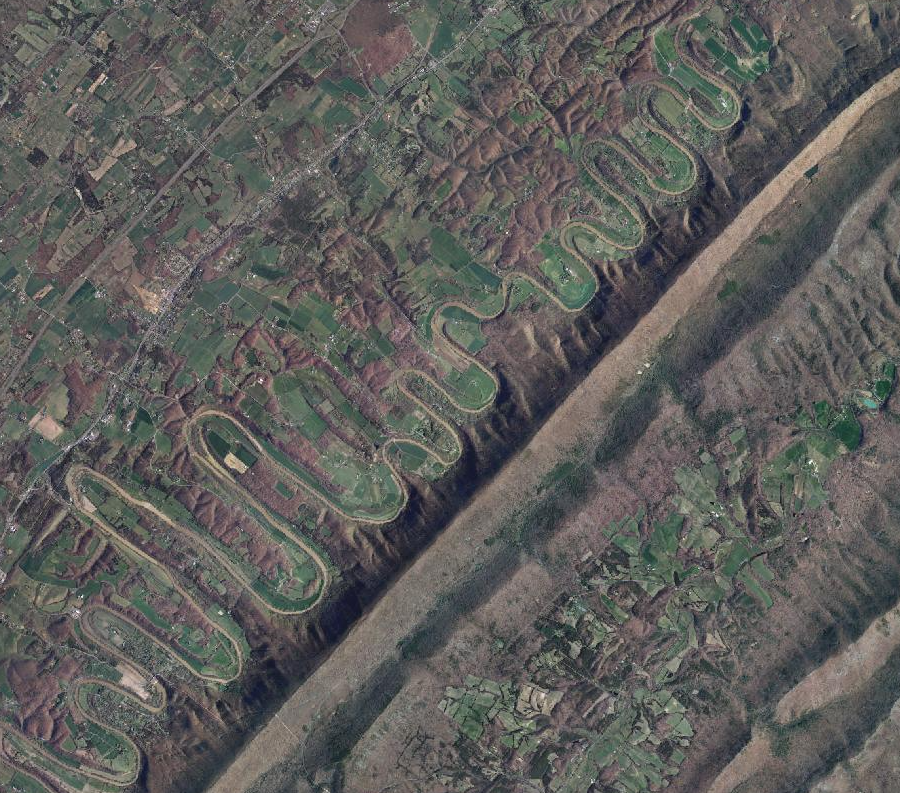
341, 0, 415, 79
28, 413, 63, 441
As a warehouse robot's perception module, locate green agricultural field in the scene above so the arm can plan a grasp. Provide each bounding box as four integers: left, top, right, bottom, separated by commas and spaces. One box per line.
619, 118, 697, 194
94, 607, 238, 680
589, 140, 657, 199
439, 426, 787, 791
560, 222, 630, 264
81, 467, 326, 614
435, 361, 498, 412
1, 766, 55, 793
72, 491, 245, 680
691, 11, 772, 84
3, 729, 130, 793
442, 306, 489, 354
381, 395, 460, 469
536, 240, 597, 310
651, 86, 689, 129
731, 15, 773, 55
760, 365, 893, 520
653, 28, 739, 129
646, 86, 713, 147
197, 412, 406, 523
577, 165, 645, 249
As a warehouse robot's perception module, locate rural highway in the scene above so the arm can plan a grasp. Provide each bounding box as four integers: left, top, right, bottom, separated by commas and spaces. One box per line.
0, 5, 349, 401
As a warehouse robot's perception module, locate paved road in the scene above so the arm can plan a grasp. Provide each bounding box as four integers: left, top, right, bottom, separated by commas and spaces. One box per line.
0, 8, 345, 401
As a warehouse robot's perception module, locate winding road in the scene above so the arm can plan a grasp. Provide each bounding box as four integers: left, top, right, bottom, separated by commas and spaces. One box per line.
205, 59, 900, 793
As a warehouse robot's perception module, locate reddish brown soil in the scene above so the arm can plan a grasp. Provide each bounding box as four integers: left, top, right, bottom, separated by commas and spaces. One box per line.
341, 0, 415, 79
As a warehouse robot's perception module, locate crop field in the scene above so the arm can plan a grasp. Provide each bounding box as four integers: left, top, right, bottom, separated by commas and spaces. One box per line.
0, 431, 342, 791
535, 242, 598, 311
0, 0, 842, 787
194, 409, 407, 524
75, 465, 327, 613
619, 119, 697, 195
653, 27, 743, 130
691, 11, 772, 84
559, 223, 630, 268
645, 86, 718, 153
761, 364, 894, 520
0, 0, 770, 537
569, 13, 771, 264
432, 423, 799, 791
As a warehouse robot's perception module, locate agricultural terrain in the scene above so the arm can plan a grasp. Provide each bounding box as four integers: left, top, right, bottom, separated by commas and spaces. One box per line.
209, 54, 900, 793
0, 0, 898, 792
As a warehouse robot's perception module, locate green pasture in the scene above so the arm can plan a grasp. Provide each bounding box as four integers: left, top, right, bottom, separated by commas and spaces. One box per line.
85, 451, 325, 613
650, 90, 690, 129
381, 388, 460, 472
439, 426, 793, 788
653, 28, 739, 129
6, 768, 55, 793
763, 365, 893, 518
266, 290, 396, 381
200, 413, 406, 522
20, 521, 99, 588
386, 439, 448, 480
442, 306, 488, 354
646, 86, 716, 151
730, 15, 772, 55
506, 277, 543, 312
620, 118, 696, 193
551, 698, 688, 793
439, 676, 539, 749
79, 468, 322, 628
578, 165, 644, 249
275, 368, 385, 447
560, 223, 629, 265
391, 226, 504, 323
435, 361, 497, 412
60, 710, 136, 778
762, 403, 859, 518
536, 240, 597, 310
87, 606, 240, 681
690, 12, 771, 85
3, 730, 121, 793
0, 634, 139, 789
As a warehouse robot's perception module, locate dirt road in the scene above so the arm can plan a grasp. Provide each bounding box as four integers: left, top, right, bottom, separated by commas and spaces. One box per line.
206, 65, 900, 793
